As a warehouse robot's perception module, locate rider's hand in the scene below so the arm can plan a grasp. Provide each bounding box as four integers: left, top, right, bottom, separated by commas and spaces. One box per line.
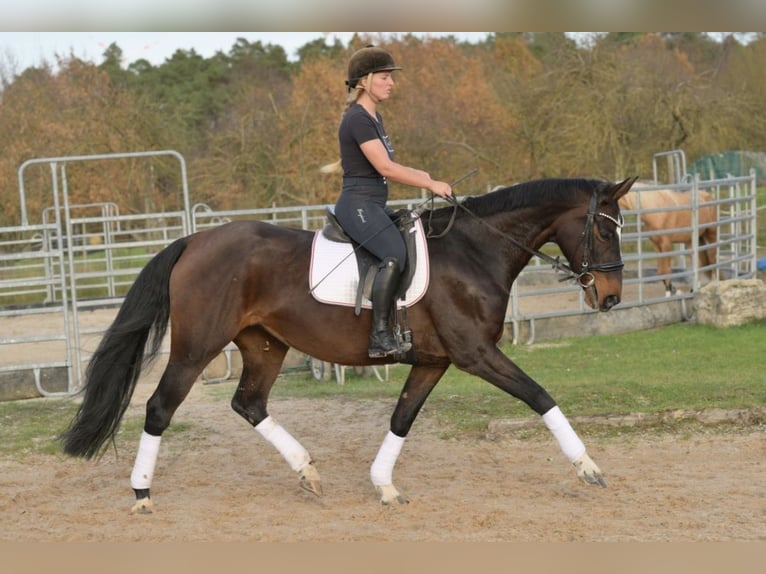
430, 181, 453, 199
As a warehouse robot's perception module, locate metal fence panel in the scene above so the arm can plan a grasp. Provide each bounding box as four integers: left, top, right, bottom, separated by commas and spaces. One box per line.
1, 153, 758, 397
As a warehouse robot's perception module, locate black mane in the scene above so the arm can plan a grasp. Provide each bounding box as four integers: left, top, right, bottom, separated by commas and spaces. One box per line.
426, 178, 603, 223
464, 178, 600, 217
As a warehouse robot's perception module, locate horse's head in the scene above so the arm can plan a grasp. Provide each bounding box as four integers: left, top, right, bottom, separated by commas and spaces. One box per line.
556, 177, 637, 311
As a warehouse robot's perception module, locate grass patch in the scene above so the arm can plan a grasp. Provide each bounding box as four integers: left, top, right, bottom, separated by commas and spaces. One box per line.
431, 322, 765, 435
0, 399, 79, 456
0, 397, 194, 458
2, 322, 763, 455
247, 321, 766, 437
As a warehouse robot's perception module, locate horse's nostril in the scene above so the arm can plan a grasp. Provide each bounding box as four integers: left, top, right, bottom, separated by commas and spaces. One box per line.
603, 295, 620, 310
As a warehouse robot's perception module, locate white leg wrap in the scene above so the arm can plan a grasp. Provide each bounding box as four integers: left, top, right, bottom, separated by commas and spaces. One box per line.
542, 406, 586, 463
130, 431, 162, 490
370, 431, 405, 487
255, 416, 311, 472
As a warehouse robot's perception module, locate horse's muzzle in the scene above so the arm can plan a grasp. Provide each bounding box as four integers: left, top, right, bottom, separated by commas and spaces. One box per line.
581, 276, 621, 311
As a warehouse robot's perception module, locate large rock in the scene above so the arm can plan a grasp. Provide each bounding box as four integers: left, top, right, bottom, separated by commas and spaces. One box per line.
694, 279, 766, 327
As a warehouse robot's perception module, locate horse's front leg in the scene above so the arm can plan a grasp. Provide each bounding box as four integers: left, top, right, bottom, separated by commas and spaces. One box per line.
370, 364, 448, 505
455, 345, 606, 487
231, 328, 322, 497
541, 406, 606, 487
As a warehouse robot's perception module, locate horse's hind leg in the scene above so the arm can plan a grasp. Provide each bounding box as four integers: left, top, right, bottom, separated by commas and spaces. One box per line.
131, 361, 209, 514
230, 327, 322, 497
370, 364, 448, 505
654, 238, 676, 296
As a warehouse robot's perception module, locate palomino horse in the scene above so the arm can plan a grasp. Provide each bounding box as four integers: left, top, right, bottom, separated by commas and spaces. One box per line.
60, 176, 636, 513
619, 187, 717, 296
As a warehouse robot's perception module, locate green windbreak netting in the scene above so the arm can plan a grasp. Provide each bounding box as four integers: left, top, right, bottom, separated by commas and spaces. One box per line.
689, 151, 766, 181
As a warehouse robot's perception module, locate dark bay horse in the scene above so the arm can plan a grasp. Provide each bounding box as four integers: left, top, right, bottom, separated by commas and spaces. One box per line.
61, 176, 636, 513
619, 188, 718, 296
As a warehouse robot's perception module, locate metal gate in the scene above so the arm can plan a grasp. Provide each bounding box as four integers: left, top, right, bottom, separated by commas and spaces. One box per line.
0, 151, 191, 397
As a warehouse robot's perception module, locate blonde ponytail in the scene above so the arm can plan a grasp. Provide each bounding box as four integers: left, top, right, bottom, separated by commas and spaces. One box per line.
319, 160, 342, 174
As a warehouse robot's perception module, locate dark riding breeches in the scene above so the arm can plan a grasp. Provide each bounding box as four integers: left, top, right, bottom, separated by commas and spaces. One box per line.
334, 185, 406, 272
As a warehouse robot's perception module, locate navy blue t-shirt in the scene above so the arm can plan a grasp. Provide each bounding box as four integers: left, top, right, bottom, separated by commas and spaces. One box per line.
334, 103, 405, 268
338, 103, 394, 178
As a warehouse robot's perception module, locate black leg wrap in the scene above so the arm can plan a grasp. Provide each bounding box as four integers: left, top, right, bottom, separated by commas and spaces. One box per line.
134, 488, 150, 500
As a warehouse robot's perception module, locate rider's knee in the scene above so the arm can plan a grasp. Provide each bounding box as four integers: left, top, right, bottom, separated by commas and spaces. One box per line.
381, 256, 404, 274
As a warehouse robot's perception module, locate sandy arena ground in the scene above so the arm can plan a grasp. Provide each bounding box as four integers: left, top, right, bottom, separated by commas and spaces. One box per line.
1, 289, 764, 542
1, 377, 764, 542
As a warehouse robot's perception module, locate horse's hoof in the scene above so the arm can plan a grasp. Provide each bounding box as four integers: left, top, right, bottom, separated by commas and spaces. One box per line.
376, 484, 409, 506
573, 452, 607, 488
300, 478, 323, 497
130, 497, 154, 514
581, 472, 608, 487
298, 462, 323, 497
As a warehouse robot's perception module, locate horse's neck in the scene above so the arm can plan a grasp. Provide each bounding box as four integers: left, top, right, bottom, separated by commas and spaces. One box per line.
480, 207, 566, 255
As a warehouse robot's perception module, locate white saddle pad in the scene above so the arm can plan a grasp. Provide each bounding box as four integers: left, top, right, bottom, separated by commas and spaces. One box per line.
309, 213, 429, 309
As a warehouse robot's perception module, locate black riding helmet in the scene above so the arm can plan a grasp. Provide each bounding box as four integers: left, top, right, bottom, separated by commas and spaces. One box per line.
346, 46, 402, 91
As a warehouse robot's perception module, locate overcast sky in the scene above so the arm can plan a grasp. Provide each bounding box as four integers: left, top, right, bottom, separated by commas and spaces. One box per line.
0, 32, 491, 72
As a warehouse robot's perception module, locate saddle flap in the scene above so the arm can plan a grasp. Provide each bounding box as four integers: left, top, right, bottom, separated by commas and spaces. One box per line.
309, 211, 430, 310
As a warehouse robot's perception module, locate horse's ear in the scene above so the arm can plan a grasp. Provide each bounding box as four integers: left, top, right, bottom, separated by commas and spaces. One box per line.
610, 176, 639, 201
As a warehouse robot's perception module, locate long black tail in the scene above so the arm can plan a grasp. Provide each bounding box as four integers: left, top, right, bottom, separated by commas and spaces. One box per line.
60, 237, 188, 459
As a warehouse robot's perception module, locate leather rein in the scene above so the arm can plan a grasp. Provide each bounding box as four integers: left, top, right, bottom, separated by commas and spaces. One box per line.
424, 186, 624, 289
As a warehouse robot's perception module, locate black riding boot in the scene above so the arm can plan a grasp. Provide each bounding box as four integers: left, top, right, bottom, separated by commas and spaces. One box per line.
368, 258, 411, 358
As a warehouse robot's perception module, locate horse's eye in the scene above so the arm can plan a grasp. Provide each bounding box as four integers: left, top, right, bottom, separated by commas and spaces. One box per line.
596, 222, 614, 241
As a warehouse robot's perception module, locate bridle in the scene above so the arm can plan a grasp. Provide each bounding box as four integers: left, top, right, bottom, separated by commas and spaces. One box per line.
426, 186, 625, 292
575, 189, 625, 290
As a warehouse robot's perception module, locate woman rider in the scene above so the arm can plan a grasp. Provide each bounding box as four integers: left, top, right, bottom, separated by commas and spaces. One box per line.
331, 45, 452, 358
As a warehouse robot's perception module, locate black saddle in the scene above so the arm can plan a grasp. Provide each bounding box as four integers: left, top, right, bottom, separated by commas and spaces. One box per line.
322, 206, 419, 316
